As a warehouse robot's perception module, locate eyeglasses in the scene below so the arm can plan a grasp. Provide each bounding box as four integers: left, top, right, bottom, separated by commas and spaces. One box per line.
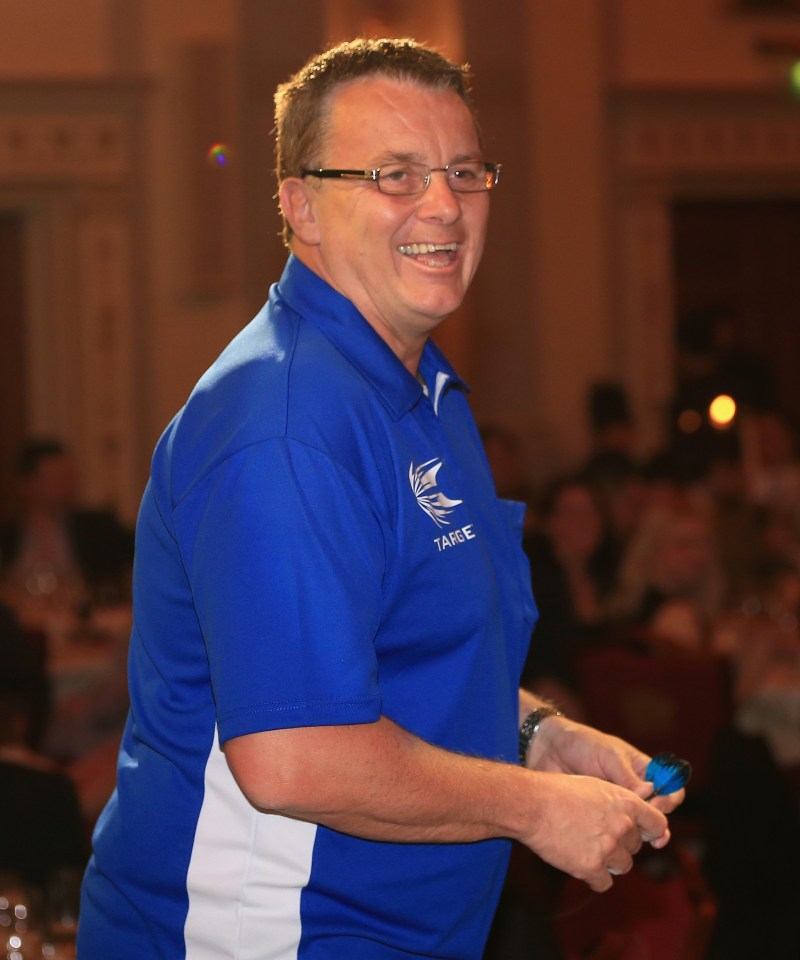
301, 159, 502, 196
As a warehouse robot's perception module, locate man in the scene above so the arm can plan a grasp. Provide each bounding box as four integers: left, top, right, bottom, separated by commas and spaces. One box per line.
78, 38, 681, 959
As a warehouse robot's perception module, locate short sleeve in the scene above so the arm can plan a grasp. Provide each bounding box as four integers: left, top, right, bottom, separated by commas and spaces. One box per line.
173, 439, 386, 743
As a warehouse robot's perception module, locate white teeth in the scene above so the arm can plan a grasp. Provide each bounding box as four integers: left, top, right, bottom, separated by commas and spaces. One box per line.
398, 242, 458, 255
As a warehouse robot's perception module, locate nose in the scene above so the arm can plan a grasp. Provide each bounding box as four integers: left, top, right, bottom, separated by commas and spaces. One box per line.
417, 169, 462, 222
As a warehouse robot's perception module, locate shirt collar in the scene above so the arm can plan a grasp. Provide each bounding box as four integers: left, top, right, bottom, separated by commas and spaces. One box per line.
276, 255, 468, 421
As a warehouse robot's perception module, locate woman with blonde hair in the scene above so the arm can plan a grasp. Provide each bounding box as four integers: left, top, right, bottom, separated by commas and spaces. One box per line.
610, 492, 725, 650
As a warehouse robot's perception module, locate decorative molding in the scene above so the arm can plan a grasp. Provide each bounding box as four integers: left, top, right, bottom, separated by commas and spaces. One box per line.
0, 113, 128, 181
614, 88, 800, 175
0, 80, 148, 521
610, 87, 800, 450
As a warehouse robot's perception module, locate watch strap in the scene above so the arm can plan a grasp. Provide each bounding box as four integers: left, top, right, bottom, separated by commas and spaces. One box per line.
519, 705, 563, 766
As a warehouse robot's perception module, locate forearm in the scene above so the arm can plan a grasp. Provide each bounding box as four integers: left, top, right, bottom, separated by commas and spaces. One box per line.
224, 711, 673, 893
224, 715, 535, 844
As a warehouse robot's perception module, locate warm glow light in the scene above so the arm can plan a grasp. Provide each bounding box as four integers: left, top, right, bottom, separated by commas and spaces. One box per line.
678, 409, 703, 434
709, 394, 736, 429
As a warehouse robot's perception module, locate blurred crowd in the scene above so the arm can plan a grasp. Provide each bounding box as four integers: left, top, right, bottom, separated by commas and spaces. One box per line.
484, 400, 800, 736
0, 438, 133, 941
482, 321, 800, 957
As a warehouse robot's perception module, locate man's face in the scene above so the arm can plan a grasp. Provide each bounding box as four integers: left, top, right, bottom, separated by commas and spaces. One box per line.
290, 76, 490, 367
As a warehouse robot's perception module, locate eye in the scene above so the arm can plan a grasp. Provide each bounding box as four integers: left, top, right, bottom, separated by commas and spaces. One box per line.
449, 162, 482, 182
380, 163, 418, 183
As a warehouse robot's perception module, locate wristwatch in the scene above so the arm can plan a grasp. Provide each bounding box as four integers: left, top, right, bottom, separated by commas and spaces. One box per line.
518, 705, 563, 766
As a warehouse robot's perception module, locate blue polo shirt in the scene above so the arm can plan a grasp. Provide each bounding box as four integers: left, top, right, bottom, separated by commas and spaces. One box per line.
78, 255, 537, 959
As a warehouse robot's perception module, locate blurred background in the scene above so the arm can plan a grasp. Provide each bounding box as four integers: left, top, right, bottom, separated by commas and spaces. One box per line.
4, 0, 800, 521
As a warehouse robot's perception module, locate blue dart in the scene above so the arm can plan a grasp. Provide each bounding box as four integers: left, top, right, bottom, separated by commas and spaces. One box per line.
646, 752, 692, 798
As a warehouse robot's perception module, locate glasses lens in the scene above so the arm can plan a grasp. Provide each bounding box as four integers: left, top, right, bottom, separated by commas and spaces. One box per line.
447, 161, 497, 192
376, 162, 429, 195
375, 161, 500, 194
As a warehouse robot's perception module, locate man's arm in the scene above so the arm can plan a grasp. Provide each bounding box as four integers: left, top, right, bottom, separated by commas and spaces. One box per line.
224, 713, 673, 893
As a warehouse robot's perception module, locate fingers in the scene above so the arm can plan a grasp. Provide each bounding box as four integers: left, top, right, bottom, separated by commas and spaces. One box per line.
589, 804, 658, 890
584, 815, 641, 890
647, 825, 672, 850
635, 800, 670, 845
606, 849, 635, 878
587, 870, 614, 893
584, 856, 631, 893
610, 815, 642, 869
648, 787, 686, 815
586, 850, 634, 891
523, 772, 673, 895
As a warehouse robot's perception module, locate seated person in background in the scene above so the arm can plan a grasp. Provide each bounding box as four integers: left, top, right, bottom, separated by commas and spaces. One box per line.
608, 492, 725, 651
579, 381, 639, 485
0, 620, 88, 888
741, 407, 800, 517
703, 434, 770, 607
703, 561, 800, 960
716, 563, 800, 768
0, 599, 50, 749
577, 383, 653, 584
0, 439, 134, 625
522, 476, 617, 716
479, 424, 536, 521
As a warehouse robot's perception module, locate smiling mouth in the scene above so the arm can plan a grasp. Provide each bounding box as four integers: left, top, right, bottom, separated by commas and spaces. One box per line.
397, 242, 458, 266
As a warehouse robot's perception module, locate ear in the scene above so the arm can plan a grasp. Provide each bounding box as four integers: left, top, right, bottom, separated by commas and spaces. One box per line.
279, 178, 321, 246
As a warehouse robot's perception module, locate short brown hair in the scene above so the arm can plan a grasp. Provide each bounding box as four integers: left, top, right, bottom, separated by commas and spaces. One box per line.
274, 37, 478, 244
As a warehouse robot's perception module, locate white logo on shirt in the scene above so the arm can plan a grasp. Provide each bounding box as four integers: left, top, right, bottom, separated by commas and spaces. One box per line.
409, 458, 463, 528
434, 524, 476, 552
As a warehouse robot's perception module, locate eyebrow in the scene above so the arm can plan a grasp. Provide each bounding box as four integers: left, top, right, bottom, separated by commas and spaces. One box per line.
375, 150, 482, 165
375, 151, 422, 165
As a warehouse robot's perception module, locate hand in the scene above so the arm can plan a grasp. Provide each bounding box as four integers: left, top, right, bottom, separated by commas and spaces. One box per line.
520, 770, 669, 892
528, 715, 686, 816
